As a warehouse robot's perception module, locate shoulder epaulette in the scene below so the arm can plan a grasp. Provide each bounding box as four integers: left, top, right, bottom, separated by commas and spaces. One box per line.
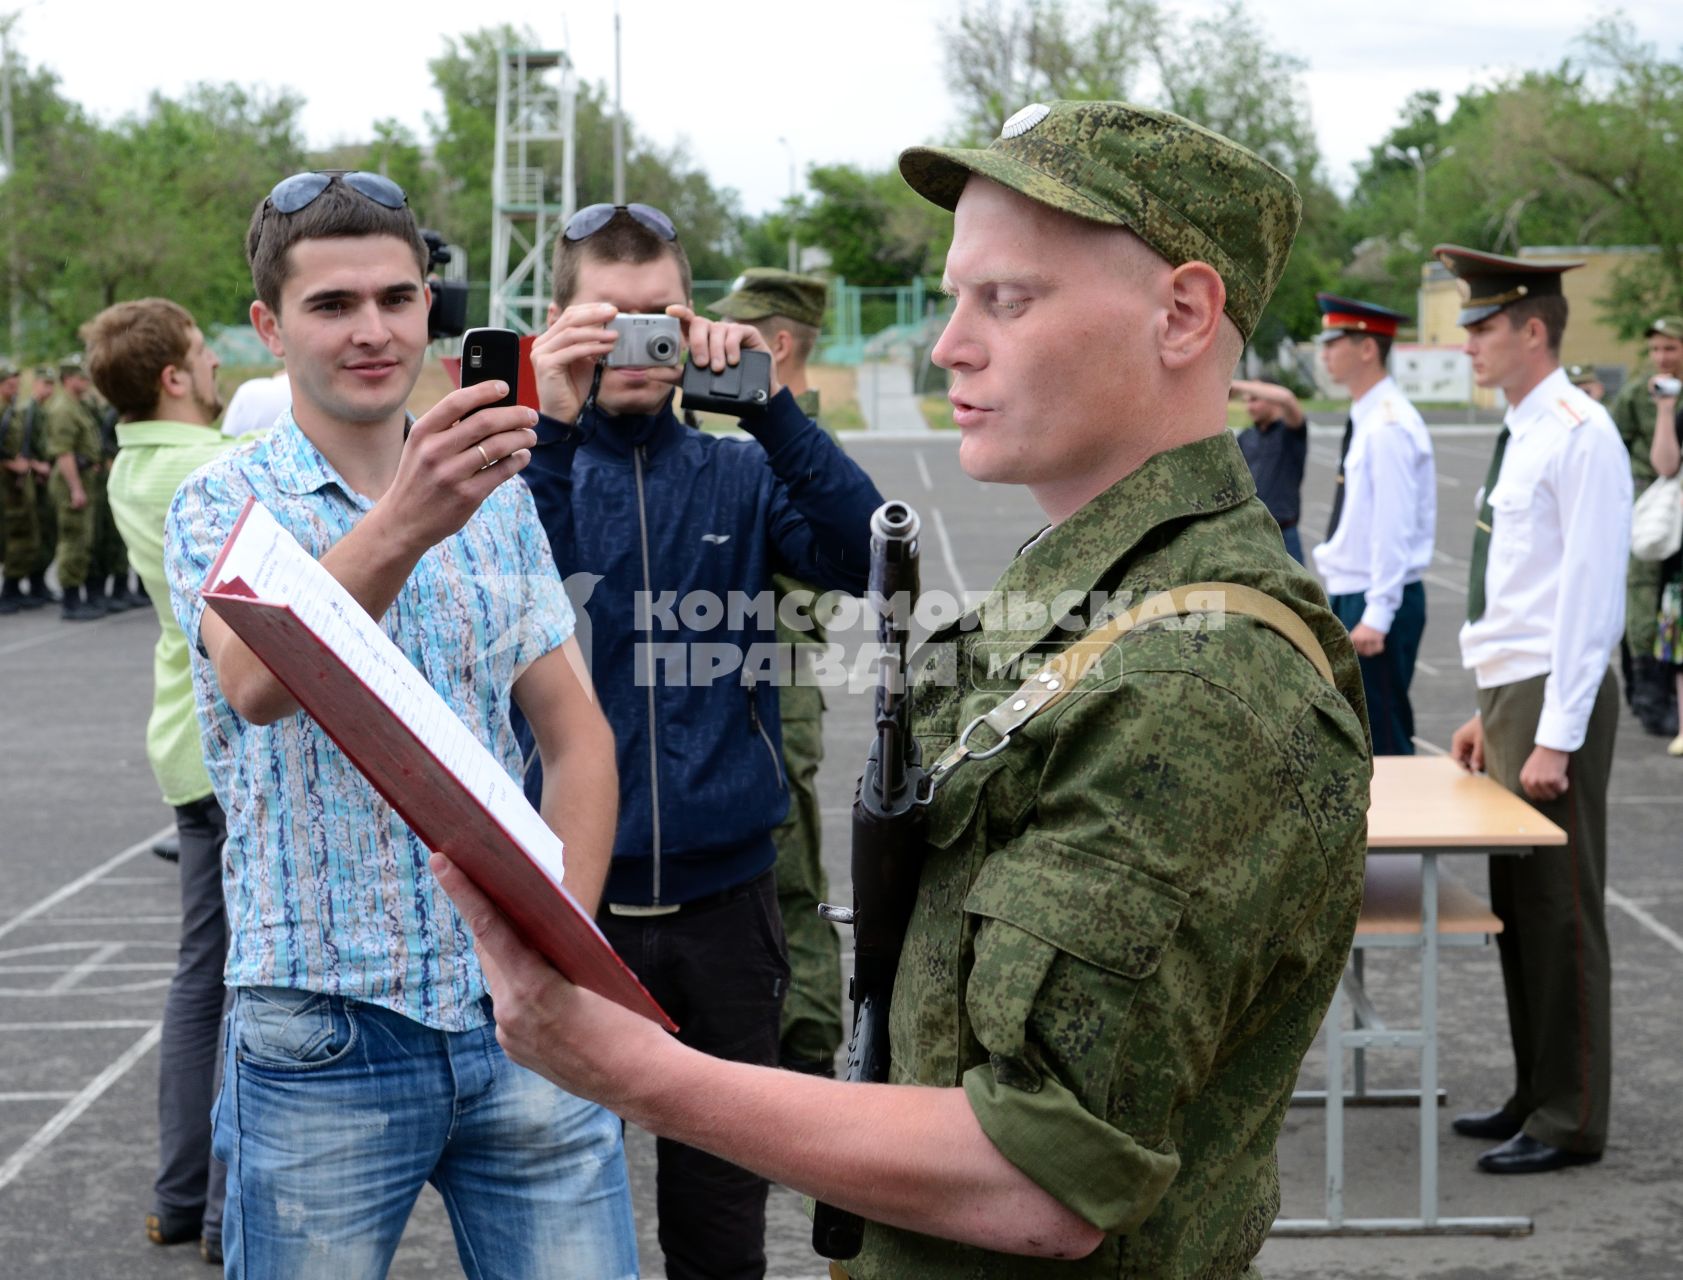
1552, 396, 1587, 429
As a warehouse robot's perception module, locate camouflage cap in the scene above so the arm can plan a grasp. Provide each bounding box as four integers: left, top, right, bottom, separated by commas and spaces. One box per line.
1645, 315, 1683, 339
898, 100, 1302, 341
1564, 363, 1601, 388
58, 353, 86, 379
709, 268, 828, 328
0, 360, 18, 382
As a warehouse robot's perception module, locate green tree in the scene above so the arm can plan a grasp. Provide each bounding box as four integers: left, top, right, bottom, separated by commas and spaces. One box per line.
799, 164, 950, 287
1, 66, 305, 354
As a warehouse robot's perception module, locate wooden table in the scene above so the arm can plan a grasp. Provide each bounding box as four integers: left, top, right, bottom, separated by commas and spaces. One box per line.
1273, 756, 1565, 1238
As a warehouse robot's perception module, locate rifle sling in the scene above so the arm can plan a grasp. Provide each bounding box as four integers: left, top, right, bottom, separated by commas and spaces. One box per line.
928, 581, 1335, 788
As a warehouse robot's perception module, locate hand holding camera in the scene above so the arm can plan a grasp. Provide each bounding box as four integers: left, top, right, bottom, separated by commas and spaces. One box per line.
1650, 374, 1682, 401
531, 301, 781, 423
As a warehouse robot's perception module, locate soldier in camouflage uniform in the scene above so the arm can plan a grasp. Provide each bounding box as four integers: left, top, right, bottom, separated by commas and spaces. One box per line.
1611, 316, 1683, 736
711, 268, 846, 1075
43, 357, 106, 619
87, 377, 143, 612
0, 361, 36, 613
434, 101, 1372, 1278
0, 368, 59, 610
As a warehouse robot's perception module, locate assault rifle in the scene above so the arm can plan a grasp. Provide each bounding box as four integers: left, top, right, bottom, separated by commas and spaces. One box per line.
812, 500, 929, 1261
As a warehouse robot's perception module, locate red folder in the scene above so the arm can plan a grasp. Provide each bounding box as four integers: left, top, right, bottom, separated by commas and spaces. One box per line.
202, 498, 674, 1031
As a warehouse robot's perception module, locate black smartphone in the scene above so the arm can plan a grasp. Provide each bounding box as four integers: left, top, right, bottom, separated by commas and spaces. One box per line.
459, 327, 521, 411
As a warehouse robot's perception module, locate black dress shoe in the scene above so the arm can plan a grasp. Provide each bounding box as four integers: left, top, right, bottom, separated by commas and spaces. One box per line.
1452, 1107, 1523, 1140
1477, 1133, 1601, 1174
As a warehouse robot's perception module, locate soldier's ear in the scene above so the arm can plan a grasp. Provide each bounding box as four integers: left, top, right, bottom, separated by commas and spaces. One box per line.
1161, 261, 1225, 372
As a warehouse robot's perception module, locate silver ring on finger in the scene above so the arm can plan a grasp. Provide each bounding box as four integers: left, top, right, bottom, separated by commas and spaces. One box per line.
476, 444, 493, 469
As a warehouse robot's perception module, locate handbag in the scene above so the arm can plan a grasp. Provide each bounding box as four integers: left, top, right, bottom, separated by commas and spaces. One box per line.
1631, 473, 1683, 562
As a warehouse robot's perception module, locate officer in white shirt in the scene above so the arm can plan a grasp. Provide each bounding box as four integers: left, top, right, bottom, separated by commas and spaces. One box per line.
1312, 293, 1436, 755
1441, 245, 1631, 1176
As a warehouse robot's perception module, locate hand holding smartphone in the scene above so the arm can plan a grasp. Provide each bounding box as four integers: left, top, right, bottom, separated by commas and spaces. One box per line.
460, 328, 522, 413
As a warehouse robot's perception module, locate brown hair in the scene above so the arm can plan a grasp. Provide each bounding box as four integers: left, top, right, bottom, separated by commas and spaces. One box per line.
552, 210, 692, 308
246, 175, 428, 313
80, 298, 197, 420
1504, 295, 1568, 353
755, 315, 819, 365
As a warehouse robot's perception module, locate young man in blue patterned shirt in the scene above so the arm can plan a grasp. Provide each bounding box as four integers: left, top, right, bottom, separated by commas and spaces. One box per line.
163, 172, 637, 1278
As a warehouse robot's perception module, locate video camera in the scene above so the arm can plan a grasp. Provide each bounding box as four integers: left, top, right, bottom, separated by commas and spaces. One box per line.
421, 229, 470, 341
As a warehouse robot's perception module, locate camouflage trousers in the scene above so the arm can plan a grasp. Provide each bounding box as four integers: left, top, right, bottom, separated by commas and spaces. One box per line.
48, 468, 95, 590
773, 681, 844, 1066
1626, 554, 1664, 654
1, 466, 40, 580
91, 466, 128, 583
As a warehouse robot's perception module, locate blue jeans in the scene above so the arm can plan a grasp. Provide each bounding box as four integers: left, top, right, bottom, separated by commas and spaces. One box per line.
214, 986, 637, 1279
1280, 523, 1304, 565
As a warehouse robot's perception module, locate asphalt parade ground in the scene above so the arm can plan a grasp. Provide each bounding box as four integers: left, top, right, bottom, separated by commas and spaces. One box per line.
2, 426, 1681, 1278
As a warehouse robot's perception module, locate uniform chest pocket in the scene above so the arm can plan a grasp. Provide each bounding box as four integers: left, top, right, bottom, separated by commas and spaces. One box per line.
962, 838, 1187, 1101
1488, 482, 1537, 560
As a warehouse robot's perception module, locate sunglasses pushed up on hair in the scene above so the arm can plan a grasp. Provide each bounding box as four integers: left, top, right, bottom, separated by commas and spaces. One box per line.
563, 203, 677, 243
256, 171, 408, 244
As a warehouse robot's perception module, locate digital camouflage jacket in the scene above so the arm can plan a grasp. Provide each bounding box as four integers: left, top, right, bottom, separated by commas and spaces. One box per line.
851, 430, 1371, 1279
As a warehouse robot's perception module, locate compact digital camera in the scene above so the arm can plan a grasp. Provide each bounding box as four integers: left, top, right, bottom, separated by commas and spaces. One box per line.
1652, 375, 1682, 397
606, 314, 683, 367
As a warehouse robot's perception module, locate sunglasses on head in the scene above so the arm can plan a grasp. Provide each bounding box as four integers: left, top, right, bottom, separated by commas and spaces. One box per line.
563, 202, 677, 243
256, 171, 408, 242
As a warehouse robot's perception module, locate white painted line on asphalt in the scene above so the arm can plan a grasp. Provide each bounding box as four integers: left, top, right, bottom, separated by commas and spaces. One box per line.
1412, 737, 1449, 756
1608, 888, 1683, 958
1436, 473, 1463, 488
0, 1093, 77, 1103
0, 1021, 159, 1032
1609, 795, 1683, 805
914, 450, 933, 492
1415, 659, 1442, 677
45, 942, 125, 994
0, 609, 144, 658
0, 1023, 162, 1193
1422, 573, 1465, 594
22, 916, 180, 927
929, 507, 970, 602
0, 963, 175, 975
0, 825, 173, 944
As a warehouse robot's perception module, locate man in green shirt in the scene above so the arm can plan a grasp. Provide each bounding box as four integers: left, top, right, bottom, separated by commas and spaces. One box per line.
88, 297, 232, 1263
432, 101, 1370, 1277
711, 268, 847, 1076
1611, 315, 1683, 737
43, 357, 105, 619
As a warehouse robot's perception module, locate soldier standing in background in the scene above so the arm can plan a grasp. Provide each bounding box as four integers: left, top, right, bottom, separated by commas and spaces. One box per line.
710, 267, 848, 1077
0, 362, 41, 614
1565, 364, 1606, 402
86, 374, 143, 612
1610, 315, 1683, 737
1442, 245, 1629, 1175
1311, 293, 1437, 756
17, 369, 60, 607
43, 357, 105, 620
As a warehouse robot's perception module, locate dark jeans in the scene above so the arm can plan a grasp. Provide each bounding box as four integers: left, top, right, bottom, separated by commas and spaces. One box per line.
600, 869, 789, 1280
1330, 580, 1425, 756
1280, 523, 1304, 566
155, 795, 229, 1240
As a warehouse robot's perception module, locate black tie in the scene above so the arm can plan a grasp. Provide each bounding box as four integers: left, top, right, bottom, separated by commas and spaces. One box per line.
1326, 415, 1354, 539
1466, 426, 1511, 623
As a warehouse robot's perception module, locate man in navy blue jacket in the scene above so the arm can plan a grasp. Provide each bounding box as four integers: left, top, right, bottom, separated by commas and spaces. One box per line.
517, 203, 883, 1280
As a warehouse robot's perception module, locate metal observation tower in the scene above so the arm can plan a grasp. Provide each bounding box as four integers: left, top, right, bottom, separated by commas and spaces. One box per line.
488, 48, 578, 334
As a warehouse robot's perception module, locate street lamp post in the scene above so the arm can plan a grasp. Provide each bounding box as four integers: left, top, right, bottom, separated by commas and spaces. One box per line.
1384, 142, 1455, 230
777, 135, 797, 273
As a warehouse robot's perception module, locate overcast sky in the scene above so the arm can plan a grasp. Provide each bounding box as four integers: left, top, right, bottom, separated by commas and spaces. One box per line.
7, 0, 1676, 215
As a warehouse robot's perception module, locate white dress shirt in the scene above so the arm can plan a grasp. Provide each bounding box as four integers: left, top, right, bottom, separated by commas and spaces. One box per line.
1458, 366, 1633, 752
1312, 376, 1437, 632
